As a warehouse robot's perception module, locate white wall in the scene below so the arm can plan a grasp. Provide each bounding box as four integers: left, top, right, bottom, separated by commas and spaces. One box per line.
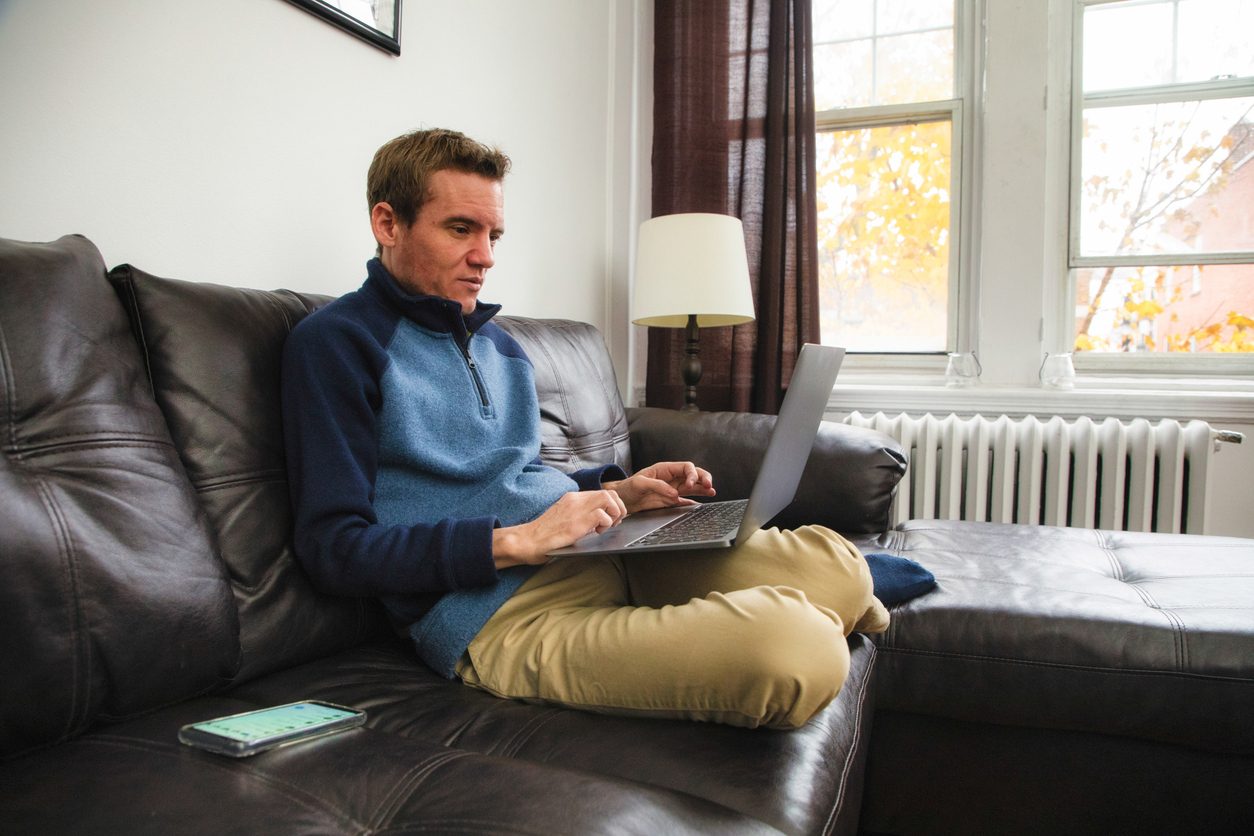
0, 0, 647, 380
1208, 423, 1254, 538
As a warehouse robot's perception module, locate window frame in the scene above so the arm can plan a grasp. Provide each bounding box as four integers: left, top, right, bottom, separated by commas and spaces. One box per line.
1067, 0, 1254, 375
808, 0, 1253, 391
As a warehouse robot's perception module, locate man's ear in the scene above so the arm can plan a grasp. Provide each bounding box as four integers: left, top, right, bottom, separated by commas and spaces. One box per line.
370, 202, 401, 249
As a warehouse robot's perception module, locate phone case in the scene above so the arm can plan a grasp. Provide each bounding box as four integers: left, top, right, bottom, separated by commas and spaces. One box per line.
178, 701, 367, 757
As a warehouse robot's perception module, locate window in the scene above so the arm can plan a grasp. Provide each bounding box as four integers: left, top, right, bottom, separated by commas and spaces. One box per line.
813, 0, 965, 353
1072, 0, 1254, 356
809, 0, 1252, 384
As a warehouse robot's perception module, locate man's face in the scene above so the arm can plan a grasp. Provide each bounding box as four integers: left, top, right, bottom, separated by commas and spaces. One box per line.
377, 169, 505, 314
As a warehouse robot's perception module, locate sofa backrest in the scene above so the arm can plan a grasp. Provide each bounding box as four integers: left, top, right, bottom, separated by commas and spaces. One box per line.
0, 236, 238, 758
108, 265, 385, 685
1, 235, 636, 755
496, 316, 632, 473
103, 271, 635, 686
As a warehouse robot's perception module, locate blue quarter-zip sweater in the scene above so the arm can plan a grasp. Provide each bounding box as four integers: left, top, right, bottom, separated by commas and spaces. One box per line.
282, 259, 625, 677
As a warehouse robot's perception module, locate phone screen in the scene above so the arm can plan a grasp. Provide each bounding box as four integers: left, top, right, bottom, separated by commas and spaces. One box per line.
179, 701, 366, 756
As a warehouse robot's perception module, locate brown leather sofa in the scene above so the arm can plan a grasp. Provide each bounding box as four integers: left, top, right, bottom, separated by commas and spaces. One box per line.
2, 234, 1252, 835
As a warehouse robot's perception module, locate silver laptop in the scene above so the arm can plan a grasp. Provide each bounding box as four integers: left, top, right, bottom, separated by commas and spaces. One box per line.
548, 343, 845, 557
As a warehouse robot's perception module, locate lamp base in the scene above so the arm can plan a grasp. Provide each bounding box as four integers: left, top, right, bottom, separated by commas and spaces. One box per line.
682, 314, 701, 412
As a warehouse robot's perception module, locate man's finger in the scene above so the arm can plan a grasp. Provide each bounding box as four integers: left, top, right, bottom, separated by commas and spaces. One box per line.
683, 462, 699, 488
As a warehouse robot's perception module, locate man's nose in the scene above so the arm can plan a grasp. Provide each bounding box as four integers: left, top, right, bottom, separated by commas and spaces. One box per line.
468, 233, 495, 268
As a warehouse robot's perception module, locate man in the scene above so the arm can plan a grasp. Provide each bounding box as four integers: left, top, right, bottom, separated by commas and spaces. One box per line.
282, 128, 888, 730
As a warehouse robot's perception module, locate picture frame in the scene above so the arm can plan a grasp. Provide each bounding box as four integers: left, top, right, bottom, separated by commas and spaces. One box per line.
286, 0, 402, 56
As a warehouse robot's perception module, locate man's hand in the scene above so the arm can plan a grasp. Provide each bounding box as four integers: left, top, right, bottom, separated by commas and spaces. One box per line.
602, 461, 716, 515
492, 490, 627, 569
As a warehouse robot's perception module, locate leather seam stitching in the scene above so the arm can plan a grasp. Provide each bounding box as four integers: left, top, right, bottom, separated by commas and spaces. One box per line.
0, 316, 15, 450
498, 708, 563, 758
371, 749, 470, 830
87, 735, 368, 829
825, 642, 875, 835
877, 646, 1254, 682
110, 269, 157, 395
33, 476, 91, 738
194, 471, 287, 492
7, 438, 174, 460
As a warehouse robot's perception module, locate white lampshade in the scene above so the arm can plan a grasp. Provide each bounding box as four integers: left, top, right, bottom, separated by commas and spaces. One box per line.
632, 213, 756, 328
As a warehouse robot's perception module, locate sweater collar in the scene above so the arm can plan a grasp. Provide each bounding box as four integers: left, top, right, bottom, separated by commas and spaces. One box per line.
364, 258, 501, 337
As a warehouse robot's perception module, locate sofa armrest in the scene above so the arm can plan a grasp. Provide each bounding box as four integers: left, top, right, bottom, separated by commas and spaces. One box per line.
626, 406, 906, 535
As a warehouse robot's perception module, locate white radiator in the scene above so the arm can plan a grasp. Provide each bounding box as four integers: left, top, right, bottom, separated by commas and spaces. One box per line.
844, 412, 1241, 534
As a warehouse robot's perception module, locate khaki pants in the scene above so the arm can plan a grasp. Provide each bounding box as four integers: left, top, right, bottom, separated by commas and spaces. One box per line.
456, 525, 889, 729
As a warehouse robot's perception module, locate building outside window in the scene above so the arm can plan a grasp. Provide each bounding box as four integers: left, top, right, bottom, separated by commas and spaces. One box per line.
1072, 0, 1254, 358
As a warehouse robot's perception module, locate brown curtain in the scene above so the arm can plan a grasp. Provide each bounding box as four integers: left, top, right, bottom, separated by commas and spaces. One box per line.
647, 0, 820, 414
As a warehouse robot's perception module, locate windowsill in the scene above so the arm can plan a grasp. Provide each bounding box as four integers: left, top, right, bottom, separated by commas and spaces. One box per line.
827, 376, 1254, 424
827, 350, 1254, 423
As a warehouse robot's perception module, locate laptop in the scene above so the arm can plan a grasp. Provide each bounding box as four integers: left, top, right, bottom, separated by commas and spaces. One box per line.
548, 343, 845, 557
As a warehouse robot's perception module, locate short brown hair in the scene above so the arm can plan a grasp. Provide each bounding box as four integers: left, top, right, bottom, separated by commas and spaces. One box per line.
367, 128, 512, 226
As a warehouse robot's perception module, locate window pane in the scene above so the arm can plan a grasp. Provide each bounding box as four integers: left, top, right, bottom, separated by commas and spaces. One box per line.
814, 0, 953, 109
1078, 97, 1254, 257
1177, 0, 1254, 82
876, 29, 953, 104
1083, 2, 1175, 91
814, 0, 874, 41
815, 40, 874, 110
1074, 263, 1254, 352
877, 0, 954, 34
817, 121, 951, 352
1084, 0, 1254, 92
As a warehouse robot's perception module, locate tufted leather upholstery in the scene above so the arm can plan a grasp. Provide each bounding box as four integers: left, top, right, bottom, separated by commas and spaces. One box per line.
0, 236, 237, 756
873, 520, 1254, 753
1, 235, 896, 834
860, 519, 1254, 834
2, 690, 787, 835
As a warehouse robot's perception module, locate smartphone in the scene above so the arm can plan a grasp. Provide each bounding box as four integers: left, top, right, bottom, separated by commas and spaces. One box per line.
178, 700, 367, 757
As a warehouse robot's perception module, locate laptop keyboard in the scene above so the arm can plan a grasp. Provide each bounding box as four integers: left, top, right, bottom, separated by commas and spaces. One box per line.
628, 499, 749, 548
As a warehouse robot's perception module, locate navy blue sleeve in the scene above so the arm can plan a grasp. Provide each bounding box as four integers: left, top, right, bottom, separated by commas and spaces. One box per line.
571, 464, 629, 490
281, 304, 498, 598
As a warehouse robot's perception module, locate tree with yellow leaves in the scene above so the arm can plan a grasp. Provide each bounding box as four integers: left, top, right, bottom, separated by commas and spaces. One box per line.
1076, 104, 1253, 353
815, 120, 951, 351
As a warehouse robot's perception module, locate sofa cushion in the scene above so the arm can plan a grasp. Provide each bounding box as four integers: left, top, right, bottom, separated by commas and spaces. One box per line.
496, 316, 633, 472
627, 406, 908, 534
0, 631, 876, 834
871, 520, 1254, 754
0, 237, 237, 757
0, 691, 779, 835
222, 633, 878, 835
108, 265, 384, 685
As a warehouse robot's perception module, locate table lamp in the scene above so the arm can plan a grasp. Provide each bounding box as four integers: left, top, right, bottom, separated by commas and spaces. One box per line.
632, 213, 756, 411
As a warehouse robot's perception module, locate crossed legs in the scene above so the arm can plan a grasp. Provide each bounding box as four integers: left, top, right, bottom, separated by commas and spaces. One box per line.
456, 525, 888, 729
